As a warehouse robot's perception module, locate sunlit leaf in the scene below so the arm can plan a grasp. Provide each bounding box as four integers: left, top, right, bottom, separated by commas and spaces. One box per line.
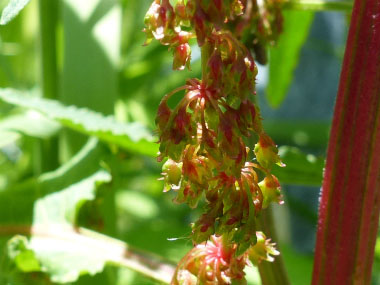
0, 0, 30, 25
266, 11, 314, 108
29, 170, 111, 283
33, 170, 111, 225
0, 89, 158, 156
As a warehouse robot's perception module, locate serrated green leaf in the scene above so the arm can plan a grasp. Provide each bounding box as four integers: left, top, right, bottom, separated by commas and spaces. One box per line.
0, 0, 30, 25
0, 89, 158, 156
272, 146, 324, 186
266, 11, 314, 108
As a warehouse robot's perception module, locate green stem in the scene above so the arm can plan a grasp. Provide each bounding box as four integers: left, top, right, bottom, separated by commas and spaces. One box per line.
283, 0, 353, 11
78, 228, 175, 284
256, 206, 290, 285
36, 0, 59, 173
39, 0, 58, 100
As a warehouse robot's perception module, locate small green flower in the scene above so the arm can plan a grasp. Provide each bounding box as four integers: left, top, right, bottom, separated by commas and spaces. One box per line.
248, 231, 280, 266
258, 175, 283, 208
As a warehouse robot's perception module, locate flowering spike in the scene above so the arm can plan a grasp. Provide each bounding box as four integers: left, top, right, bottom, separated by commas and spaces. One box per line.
144, 0, 285, 282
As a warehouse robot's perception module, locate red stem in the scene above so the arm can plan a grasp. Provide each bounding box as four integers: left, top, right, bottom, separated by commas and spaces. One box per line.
312, 1, 380, 284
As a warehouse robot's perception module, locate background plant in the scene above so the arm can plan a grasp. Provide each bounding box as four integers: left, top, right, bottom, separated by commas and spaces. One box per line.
0, 0, 379, 284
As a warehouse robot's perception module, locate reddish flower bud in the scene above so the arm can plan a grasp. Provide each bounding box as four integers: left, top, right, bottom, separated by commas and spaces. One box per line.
254, 133, 284, 170
208, 51, 223, 81
193, 8, 207, 46
155, 99, 171, 132
174, 1, 187, 20
173, 43, 191, 70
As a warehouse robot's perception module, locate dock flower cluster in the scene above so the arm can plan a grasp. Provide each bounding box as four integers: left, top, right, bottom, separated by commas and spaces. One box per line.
144, 0, 284, 283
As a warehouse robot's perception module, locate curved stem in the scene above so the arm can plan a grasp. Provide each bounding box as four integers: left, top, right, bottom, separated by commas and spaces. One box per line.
0, 225, 175, 284
161, 85, 189, 102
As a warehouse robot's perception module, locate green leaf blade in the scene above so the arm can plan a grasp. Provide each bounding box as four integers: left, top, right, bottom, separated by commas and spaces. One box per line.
273, 146, 324, 186
266, 10, 314, 108
33, 170, 111, 226
28, 170, 111, 283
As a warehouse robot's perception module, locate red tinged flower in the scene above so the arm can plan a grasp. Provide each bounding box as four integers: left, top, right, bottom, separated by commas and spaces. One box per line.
208, 51, 223, 82
172, 235, 248, 285
155, 99, 171, 132
173, 43, 191, 70
254, 133, 284, 170
174, 1, 187, 20
258, 175, 283, 208
144, 0, 176, 44
170, 106, 192, 144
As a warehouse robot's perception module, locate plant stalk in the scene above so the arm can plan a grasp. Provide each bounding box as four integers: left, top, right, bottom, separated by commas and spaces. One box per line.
312, 0, 380, 283
36, 0, 59, 173
0, 225, 175, 284
257, 206, 290, 285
